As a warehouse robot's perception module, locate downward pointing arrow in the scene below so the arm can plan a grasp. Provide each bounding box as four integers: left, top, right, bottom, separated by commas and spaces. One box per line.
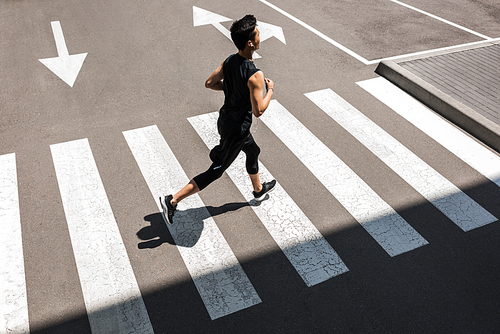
39, 21, 87, 87
193, 6, 286, 59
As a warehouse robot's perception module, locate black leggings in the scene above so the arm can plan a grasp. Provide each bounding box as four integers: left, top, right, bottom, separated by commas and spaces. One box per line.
193, 132, 260, 191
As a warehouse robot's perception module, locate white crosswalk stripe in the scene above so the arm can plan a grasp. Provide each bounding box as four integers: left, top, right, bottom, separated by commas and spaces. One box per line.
0, 153, 30, 334
188, 112, 349, 287
305, 88, 497, 231
123, 125, 261, 320
50, 139, 154, 334
357, 77, 500, 188
260, 99, 429, 257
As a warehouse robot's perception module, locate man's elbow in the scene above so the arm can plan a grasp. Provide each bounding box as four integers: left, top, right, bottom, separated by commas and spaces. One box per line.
253, 109, 264, 118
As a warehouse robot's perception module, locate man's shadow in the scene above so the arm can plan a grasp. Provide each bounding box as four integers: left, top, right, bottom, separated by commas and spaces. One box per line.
136, 197, 267, 249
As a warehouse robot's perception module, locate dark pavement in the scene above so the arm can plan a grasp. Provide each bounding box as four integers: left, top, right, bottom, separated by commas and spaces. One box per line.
1, 0, 499, 332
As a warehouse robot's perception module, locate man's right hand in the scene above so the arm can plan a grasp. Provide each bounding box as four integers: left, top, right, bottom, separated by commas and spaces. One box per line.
265, 78, 274, 91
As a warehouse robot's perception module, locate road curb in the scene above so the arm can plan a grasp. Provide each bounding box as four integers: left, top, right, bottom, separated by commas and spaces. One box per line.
375, 59, 500, 153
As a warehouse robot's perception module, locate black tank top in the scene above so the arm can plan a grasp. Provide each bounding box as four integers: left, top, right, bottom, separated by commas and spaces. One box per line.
218, 54, 260, 136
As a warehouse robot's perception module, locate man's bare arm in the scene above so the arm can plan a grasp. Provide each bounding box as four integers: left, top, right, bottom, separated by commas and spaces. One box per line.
205, 61, 224, 91
248, 71, 274, 118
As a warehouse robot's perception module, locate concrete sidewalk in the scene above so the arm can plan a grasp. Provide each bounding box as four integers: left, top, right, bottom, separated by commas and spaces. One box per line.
375, 40, 500, 153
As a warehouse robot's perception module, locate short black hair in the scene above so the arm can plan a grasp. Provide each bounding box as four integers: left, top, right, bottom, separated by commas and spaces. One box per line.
230, 15, 257, 51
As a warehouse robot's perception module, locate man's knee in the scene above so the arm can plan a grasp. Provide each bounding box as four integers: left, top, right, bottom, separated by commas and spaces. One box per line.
211, 164, 225, 180
254, 145, 261, 157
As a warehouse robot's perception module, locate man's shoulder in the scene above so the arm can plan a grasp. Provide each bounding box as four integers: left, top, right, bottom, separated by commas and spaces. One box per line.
247, 70, 263, 89
248, 70, 263, 80
225, 53, 239, 63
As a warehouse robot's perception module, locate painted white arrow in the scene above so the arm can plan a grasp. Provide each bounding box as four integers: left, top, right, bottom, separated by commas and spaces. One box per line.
193, 6, 232, 38
39, 21, 87, 87
256, 21, 286, 44
193, 6, 286, 59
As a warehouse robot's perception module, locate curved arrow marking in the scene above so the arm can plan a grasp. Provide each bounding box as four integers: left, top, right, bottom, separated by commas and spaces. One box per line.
39, 21, 87, 87
193, 6, 286, 59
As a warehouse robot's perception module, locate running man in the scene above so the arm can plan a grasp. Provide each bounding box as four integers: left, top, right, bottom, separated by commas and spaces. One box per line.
161, 14, 276, 224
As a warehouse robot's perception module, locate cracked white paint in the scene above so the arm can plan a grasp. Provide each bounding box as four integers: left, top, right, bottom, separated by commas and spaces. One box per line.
305, 88, 497, 231
50, 139, 153, 333
0, 153, 29, 334
189, 112, 348, 287
261, 100, 428, 257
358, 77, 500, 188
123, 125, 261, 320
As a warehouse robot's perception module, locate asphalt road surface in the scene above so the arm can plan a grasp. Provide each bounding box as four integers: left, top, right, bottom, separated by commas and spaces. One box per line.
1, 0, 499, 333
